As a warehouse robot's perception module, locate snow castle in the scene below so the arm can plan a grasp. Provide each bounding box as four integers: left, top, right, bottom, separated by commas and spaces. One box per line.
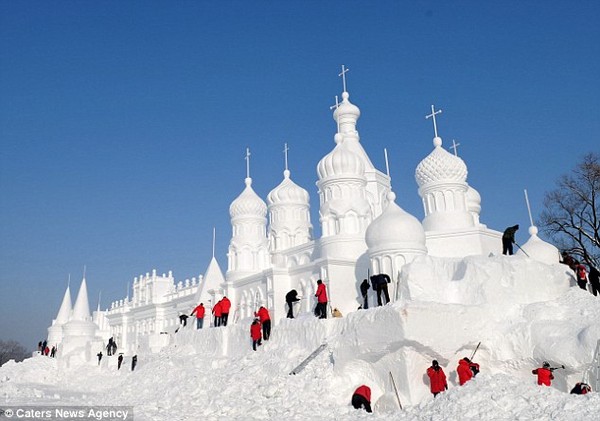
47, 73, 560, 360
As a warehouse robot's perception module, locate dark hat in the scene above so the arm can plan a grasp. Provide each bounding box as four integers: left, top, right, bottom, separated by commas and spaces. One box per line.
317, 279, 322, 284
543, 361, 550, 368
432, 360, 439, 367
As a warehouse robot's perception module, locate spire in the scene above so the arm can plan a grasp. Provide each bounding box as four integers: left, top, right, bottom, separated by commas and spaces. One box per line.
71, 275, 91, 321
524, 189, 535, 227
212, 227, 216, 258
283, 142, 290, 178
54, 282, 72, 324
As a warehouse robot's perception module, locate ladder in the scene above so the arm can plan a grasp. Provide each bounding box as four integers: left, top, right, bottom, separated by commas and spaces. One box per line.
289, 344, 327, 375
583, 339, 600, 392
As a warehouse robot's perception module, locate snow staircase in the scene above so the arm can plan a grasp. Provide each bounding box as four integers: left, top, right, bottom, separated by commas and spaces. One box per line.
583, 339, 600, 392
289, 344, 327, 375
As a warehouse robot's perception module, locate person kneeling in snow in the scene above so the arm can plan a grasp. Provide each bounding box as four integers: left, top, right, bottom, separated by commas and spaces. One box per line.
532, 362, 554, 386
351, 385, 372, 413
250, 318, 262, 351
570, 382, 592, 394
427, 360, 448, 397
457, 357, 480, 385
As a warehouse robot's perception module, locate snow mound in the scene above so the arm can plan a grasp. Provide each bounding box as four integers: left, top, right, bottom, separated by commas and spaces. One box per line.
2, 256, 599, 420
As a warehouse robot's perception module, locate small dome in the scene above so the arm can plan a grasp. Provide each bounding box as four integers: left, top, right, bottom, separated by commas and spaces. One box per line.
466, 185, 481, 214
366, 192, 426, 250
317, 141, 365, 180
415, 137, 468, 187
516, 226, 560, 265
333, 91, 360, 123
267, 170, 310, 205
230, 178, 267, 218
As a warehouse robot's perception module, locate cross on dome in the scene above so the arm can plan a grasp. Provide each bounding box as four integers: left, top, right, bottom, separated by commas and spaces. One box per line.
338, 65, 349, 93
330, 95, 341, 133
245, 147, 251, 179
425, 105, 443, 139
450, 139, 461, 156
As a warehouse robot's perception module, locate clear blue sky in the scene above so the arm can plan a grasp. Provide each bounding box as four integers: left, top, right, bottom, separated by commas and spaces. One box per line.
1, 1, 599, 349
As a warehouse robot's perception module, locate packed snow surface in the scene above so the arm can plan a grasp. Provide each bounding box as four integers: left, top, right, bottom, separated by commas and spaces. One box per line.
2, 255, 599, 420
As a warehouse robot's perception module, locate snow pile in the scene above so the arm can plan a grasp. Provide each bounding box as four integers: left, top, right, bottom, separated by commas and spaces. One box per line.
2, 256, 599, 420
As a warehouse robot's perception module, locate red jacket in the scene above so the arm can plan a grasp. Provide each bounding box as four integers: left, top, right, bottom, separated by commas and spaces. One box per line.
315, 283, 328, 303
532, 367, 553, 386
250, 322, 262, 340
212, 301, 223, 317
255, 306, 270, 322
457, 359, 479, 385
221, 297, 231, 313
427, 366, 448, 393
353, 385, 371, 402
191, 304, 205, 319
577, 265, 587, 281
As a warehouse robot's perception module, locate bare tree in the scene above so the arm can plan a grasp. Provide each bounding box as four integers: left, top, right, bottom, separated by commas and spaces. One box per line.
0, 340, 29, 366
541, 152, 600, 269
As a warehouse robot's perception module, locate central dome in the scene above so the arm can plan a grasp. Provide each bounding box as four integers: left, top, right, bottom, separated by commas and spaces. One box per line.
366, 192, 426, 250
317, 141, 365, 180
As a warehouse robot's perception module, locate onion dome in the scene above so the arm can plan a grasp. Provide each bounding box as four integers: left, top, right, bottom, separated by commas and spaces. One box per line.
516, 226, 560, 264
317, 137, 365, 180
415, 137, 468, 187
366, 192, 426, 250
230, 178, 267, 218
466, 185, 482, 215
333, 91, 360, 126
267, 170, 310, 206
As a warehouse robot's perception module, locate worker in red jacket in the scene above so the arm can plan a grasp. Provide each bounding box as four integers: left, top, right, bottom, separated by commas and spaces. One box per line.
532, 362, 554, 386
457, 357, 480, 385
426, 360, 448, 397
314, 279, 328, 319
250, 318, 262, 351
255, 306, 271, 340
212, 300, 223, 327
351, 385, 372, 413
220, 296, 232, 326
190, 303, 205, 329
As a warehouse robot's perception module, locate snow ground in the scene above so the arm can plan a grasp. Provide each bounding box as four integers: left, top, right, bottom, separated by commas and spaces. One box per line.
2, 256, 599, 420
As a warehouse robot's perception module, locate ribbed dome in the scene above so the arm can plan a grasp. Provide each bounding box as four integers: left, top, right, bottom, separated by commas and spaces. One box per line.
317, 140, 365, 180
267, 170, 309, 205
365, 192, 426, 250
466, 185, 481, 214
230, 178, 267, 218
516, 226, 560, 265
415, 137, 468, 187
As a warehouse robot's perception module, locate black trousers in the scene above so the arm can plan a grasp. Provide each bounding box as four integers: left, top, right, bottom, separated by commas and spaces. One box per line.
262, 320, 271, 340
315, 302, 327, 319
286, 301, 294, 318
221, 312, 229, 326
351, 394, 372, 413
502, 238, 513, 255
376, 285, 390, 306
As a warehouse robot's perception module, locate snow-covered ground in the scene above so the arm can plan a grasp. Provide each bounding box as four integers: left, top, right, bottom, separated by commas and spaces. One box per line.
2, 255, 599, 420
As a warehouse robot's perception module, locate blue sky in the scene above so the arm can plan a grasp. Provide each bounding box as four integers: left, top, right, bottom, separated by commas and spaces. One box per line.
1, 1, 599, 349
